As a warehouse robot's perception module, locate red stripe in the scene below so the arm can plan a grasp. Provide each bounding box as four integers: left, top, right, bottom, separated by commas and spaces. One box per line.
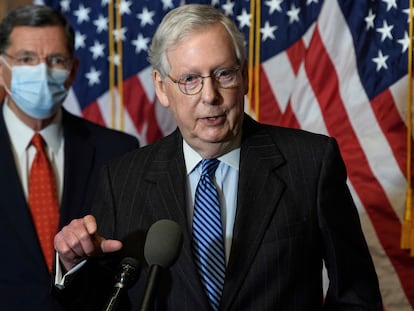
123, 75, 164, 144
257, 38, 305, 128
286, 38, 306, 75
370, 90, 408, 177
82, 101, 106, 126
259, 67, 300, 128
305, 26, 414, 307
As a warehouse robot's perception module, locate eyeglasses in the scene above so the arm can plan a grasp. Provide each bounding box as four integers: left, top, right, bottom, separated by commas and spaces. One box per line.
167, 66, 241, 95
2, 52, 72, 69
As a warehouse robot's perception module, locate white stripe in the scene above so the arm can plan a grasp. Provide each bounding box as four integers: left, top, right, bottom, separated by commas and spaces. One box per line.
389, 75, 410, 127
290, 61, 329, 135
62, 89, 82, 116
262, 52, 296, 113
139, 66, 177, 138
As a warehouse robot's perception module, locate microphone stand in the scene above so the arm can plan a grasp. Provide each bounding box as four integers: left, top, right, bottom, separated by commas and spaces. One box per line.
139, 265, 161, 311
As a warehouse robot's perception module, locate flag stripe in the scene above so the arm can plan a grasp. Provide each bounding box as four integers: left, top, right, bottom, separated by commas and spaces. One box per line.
82, 101, 106, 126
371, 89, 408, 176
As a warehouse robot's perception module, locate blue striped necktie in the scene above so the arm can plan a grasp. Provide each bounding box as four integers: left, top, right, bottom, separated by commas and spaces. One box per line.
192, 159, 226, 311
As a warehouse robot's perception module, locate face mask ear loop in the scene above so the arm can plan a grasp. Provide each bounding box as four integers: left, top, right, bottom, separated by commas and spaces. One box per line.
1, 56, 13, 96
1, 55, 12, 69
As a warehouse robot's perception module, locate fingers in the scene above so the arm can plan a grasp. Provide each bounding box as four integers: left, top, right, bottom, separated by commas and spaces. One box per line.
101, 239, 123, 253
54, 215, 122, 271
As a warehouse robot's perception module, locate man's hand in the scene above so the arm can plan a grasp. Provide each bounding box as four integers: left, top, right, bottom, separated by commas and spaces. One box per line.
54, 215, 122, 271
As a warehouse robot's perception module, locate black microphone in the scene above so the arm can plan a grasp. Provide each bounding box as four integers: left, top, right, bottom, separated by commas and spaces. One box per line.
139, 219, 183, 311
103, 257, 140, 311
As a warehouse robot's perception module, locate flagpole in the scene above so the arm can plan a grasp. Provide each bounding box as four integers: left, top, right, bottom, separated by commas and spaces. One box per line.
108, 0, 116, 129
116, 0, 124, 131
247, 0, 255, 118
402, 0, 414, 256
254, 0, 261, 120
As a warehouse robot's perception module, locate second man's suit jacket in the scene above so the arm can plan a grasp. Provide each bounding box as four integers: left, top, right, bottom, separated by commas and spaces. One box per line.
0, 107, 139, 311
60, 114, 382, 311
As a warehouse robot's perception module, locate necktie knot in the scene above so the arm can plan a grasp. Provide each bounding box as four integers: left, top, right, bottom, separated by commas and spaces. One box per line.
201, 158, 219, 178
31, 133, 45, 152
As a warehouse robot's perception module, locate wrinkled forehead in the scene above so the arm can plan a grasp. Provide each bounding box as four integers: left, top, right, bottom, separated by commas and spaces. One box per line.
166, 23, 238, 65
7, 25, 70, 55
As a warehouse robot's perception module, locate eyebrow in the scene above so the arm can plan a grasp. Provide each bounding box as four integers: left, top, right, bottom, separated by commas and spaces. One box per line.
12, 50, 69, 57
12, 50, 37, 55
176, 64, 240, 76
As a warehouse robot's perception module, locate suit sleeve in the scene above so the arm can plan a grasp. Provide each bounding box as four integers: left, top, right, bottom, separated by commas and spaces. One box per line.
317, 138, 383, 310
53, 165, 126, 311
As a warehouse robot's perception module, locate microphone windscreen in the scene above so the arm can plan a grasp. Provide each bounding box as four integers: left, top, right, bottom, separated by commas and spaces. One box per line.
144, 219, 183, 268
121, 256, 140, 269
116, 257, 140, 288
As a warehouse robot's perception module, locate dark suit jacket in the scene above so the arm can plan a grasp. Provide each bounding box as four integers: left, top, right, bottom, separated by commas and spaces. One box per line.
0, 107, 139, 311
60, 115, 382, 310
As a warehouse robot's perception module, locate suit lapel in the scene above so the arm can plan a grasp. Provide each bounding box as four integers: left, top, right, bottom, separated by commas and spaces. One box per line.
143, 131, 211, 308
221, 117, 286, 310
0, 108, 48, 269
59, 111, 95, 226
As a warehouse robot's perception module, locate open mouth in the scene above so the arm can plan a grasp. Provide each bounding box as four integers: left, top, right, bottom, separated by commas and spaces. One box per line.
201, 114, 226, 125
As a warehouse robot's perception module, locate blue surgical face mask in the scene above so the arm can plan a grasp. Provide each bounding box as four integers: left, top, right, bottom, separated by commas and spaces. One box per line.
2, 57, 70, 119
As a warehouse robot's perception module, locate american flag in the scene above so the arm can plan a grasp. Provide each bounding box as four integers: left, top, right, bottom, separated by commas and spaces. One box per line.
34, 0, 414, 309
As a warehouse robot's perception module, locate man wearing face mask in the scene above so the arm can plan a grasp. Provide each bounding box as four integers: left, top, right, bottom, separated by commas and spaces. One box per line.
0, 4, 139, 311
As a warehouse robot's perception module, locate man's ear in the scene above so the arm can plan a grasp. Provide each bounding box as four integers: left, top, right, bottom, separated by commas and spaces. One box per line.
153, 70, 170, 108
65, 57, 79, 88
241, 60, 249, 95
0, 57, 9, 89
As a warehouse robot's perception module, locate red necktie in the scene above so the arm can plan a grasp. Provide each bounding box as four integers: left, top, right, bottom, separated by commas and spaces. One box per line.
28, 133, 59, 272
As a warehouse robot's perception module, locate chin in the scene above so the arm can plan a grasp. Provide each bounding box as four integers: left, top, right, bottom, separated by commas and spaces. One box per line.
203, 133, 231, 145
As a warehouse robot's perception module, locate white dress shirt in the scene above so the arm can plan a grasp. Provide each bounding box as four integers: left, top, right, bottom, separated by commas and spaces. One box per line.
3, 101, 64, 203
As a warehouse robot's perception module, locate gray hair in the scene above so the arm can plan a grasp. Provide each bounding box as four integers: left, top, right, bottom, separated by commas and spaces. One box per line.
147, 4, 246, 77
0, 4, 75, 56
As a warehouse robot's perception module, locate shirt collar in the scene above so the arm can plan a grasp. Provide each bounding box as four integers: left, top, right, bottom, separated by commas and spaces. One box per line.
183, 139, 240, 175
3, 100, 63, 156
